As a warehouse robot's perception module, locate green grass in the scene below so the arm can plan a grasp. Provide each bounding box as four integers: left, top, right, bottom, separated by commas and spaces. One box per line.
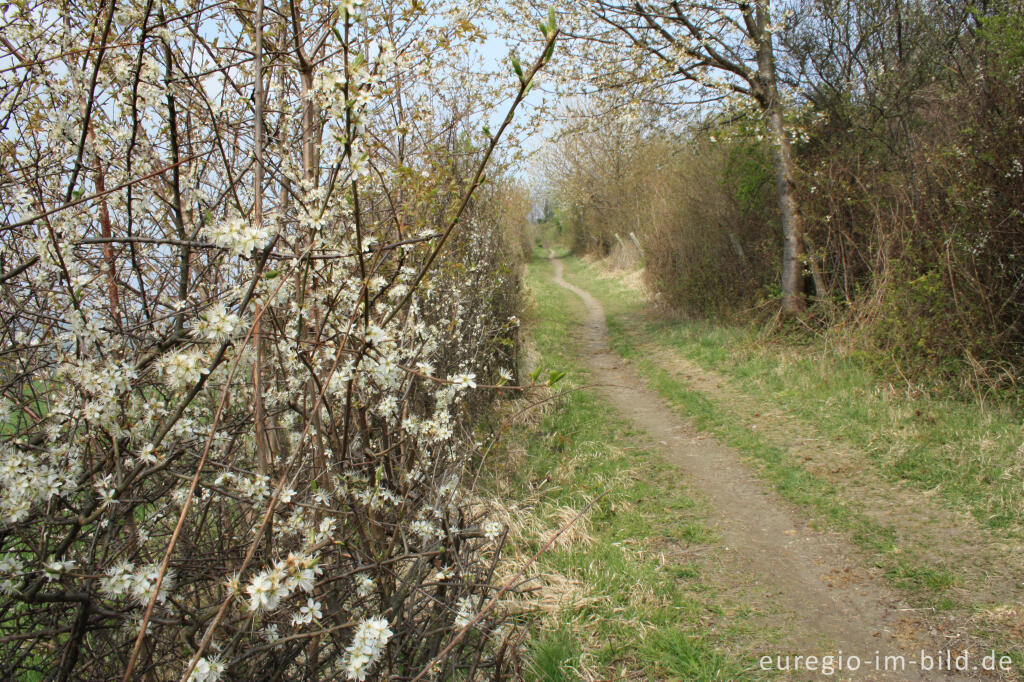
526, 627, 579, 682
646, 629, 742, 681
542, 253, 1024, 675
545, 256, 974, 604
605, 332, 960, 604
488, 257, 769, 680
560, 255, 1024, 538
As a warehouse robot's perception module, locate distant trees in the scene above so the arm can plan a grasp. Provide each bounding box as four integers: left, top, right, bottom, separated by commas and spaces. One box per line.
541, 109, 779, 315
538, 0, 1024, 382
549, 0, 809, 313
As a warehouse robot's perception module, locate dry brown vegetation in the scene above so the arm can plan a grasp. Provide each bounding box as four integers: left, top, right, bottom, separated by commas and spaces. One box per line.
544, 0, 1024, 388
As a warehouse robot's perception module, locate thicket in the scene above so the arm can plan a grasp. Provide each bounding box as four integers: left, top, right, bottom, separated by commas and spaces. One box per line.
545, 0, 1024, 386
543, 124, 778, 316
791, 0, 1024, 384
0, 0, 554, 679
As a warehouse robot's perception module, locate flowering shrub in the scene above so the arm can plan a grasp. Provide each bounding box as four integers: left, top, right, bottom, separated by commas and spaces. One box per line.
0, 0, 556, 678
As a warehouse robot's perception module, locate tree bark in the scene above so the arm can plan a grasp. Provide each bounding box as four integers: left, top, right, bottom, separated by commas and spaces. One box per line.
755, 1, 806, 315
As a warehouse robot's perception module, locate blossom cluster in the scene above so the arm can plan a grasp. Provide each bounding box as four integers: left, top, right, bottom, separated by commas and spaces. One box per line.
0, 0, 535, 678
203, 216, 275, 257
342, 617, 393, 680
245, 553, 321, 613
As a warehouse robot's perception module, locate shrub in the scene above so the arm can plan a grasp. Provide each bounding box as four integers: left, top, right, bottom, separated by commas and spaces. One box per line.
0, 1, 553, 678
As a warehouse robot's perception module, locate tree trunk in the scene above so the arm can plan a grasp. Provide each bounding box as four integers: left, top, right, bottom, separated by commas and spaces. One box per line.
767, 103, 806, 314
756, 1, 806, 315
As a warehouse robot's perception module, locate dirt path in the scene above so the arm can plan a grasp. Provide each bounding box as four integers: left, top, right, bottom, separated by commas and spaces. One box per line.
549, 254, 979, 681
640, 342, 1024, 611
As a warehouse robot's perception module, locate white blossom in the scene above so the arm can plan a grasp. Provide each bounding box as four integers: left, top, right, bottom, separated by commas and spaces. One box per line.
129, 565, 174, 605
100, 561, 135, 598
0, 556, 23, 595
187, 656, 225, 682
44, 559, 76, 582
453, 596, 475, 629
246, 570, 287, 613
483, 520, 502, 541
291, 598, 323, 626
194, 302, 240, 342
160, 350, 209, 389
203, 217, 274, 257
342, 617, 392, 681
355, 573, 375, 597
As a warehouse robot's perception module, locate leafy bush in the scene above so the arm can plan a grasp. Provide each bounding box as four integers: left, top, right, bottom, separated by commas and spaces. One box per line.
546, 0, 1024, 388
792, 0, 1024, 383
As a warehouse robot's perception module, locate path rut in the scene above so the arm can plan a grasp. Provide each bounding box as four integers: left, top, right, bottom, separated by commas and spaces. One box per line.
549, 254, 977, 681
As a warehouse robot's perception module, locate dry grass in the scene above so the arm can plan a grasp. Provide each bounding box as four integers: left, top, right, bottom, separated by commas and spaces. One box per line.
538, 504, 596, 550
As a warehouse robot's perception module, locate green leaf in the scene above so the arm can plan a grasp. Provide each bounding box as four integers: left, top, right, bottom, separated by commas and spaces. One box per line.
510, 53, 523, 82
547, 370, 566, 386
539, 6, 557, 38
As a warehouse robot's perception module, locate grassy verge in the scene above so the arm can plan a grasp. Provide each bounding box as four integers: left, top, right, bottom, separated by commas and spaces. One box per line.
550, 257, 954, 601
481, 256, 769, 680
550, 253, 1023, 666
561, 256, 1024, 537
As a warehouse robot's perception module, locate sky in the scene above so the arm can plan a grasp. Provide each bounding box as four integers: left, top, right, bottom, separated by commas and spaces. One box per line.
469, 13, 562, 182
